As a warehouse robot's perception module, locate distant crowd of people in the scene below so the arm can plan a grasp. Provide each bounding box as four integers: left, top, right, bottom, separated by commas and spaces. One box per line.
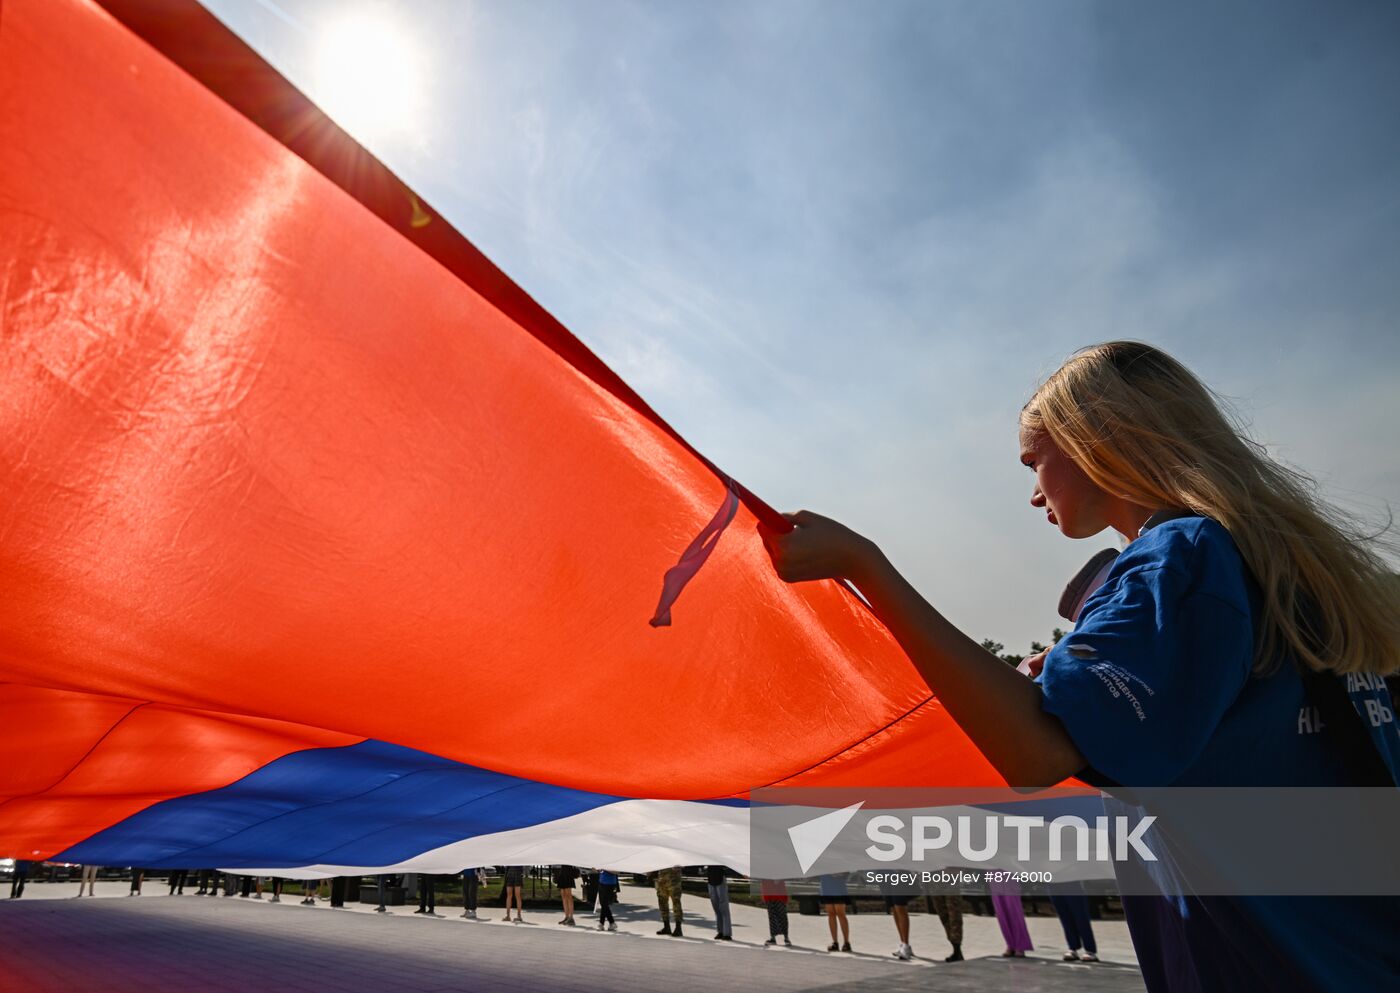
10, 860, 1101, 962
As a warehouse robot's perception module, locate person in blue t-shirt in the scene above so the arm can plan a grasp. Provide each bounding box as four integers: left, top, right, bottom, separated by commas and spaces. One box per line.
760, 341, 1400, 993
595, 869, 619, 932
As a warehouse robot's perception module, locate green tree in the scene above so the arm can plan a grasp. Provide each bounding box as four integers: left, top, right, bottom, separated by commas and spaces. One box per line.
980, 639, 1024, 666
982, 628, 1066, 666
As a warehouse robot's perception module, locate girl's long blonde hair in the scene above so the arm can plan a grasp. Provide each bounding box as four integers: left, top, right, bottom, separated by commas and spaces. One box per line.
1021, 340, 1399, 676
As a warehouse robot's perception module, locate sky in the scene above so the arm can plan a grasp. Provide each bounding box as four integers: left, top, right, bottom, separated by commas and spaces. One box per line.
200, 0, 1400, 654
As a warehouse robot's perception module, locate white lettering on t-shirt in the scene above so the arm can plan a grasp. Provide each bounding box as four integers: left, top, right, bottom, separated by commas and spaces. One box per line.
1346, 672, 1388, 694
1088, 662, 1151, 723
1363, 698, 1394, 728
1297, 706, 1326, 735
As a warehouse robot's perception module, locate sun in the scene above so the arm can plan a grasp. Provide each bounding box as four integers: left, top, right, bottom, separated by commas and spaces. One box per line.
311, 11, 424, 148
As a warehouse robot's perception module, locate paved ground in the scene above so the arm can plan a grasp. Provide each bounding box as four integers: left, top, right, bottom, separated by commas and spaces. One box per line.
1, 882, 1145, 993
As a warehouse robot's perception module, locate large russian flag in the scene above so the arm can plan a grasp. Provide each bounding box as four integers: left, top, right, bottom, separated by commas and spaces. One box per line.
0, 0, 1008, 876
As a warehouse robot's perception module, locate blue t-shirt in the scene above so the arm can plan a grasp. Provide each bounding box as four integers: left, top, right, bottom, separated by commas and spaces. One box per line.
1042, 515, 1395, 787
1039, 515, 1400, 991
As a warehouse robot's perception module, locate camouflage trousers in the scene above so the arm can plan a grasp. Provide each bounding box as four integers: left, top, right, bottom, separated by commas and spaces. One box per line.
655, 868, 683, 922
931, 894, 963, 945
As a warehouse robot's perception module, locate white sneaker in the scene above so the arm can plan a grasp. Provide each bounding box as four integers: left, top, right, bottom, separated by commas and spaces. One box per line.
893, 943, 913, 961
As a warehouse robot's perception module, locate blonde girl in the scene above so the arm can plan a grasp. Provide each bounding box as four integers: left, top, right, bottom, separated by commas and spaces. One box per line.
762, 341, 1399, 992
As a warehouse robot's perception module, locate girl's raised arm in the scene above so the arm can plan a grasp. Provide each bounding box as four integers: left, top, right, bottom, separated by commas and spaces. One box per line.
761, 510, 1085, 788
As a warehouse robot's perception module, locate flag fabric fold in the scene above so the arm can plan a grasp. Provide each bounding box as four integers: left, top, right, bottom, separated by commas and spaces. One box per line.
0, 0, 1003, 872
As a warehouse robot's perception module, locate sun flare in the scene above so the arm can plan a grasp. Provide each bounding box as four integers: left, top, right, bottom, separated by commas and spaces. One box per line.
311, 11, 424, 148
